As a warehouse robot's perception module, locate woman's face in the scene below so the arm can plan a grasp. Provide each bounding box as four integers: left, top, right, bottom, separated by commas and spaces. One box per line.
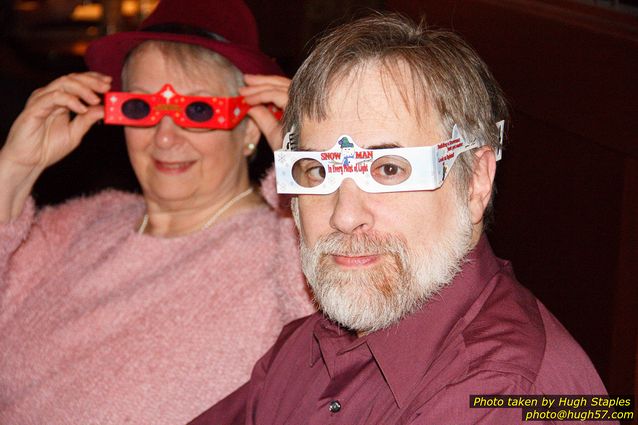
123, 45, 258, 212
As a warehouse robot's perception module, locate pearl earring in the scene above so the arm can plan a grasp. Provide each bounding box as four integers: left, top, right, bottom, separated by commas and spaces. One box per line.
247, 143, 256, 152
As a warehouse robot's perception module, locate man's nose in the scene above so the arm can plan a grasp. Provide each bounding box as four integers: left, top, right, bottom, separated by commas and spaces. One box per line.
329, 178, 375, 235
153, 116, 182, 149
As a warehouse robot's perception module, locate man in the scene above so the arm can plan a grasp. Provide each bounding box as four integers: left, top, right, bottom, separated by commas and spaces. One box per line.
191, 13, 611, 424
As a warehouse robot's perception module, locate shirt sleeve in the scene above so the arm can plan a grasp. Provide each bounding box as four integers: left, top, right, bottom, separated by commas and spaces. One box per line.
0, 197, 36, 279
1, 192, 126, 310
0, 197, 60, 314
186, 382, 249, 425
186, 319, 304, 425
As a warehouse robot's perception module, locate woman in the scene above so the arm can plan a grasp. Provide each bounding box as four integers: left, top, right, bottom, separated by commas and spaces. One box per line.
0, 1, 313, 424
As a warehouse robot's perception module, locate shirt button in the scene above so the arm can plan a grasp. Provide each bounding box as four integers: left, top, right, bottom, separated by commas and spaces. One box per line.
329, 400, 341, 413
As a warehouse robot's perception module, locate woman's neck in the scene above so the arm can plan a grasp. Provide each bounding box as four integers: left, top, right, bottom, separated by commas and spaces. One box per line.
139, 186, 263, 237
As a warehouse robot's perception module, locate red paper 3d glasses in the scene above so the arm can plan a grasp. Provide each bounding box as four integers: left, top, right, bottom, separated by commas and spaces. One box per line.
104, 84, 281, 130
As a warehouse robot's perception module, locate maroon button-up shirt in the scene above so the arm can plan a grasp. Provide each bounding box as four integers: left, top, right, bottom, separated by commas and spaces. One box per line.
191, 236, 611, 424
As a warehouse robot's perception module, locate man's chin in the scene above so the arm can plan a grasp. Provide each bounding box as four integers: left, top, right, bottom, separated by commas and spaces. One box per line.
308, 245, 466, 334
318, 290, 421, 334
308, 265, 421, 333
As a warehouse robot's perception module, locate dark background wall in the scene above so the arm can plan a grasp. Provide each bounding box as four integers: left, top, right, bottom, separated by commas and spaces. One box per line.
382, 0, 638, 400
1, 0, 636, 402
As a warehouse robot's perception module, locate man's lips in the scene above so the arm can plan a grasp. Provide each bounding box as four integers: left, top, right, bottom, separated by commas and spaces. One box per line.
153, 159, 196, 173
331, 254, 380, 268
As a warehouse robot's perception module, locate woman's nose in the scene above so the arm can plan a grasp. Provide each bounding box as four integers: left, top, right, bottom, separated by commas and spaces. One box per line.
153, 116, 182, 149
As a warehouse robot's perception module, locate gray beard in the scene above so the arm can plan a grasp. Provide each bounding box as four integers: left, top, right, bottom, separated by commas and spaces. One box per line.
295, 196, 474, 334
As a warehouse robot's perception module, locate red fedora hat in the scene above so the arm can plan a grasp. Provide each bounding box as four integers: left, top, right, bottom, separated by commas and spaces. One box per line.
85, 0, 282, 90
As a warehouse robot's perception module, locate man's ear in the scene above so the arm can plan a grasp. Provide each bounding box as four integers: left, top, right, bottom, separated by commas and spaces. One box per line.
468, 146, 497, 225
242, 118, 262, 156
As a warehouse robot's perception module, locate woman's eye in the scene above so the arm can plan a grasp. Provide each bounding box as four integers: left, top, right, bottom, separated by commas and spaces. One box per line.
121, 98, 151, 120
185, 101, 214, 122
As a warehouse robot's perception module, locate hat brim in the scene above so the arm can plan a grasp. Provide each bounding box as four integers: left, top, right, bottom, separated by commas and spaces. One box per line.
85, 31, 283, 91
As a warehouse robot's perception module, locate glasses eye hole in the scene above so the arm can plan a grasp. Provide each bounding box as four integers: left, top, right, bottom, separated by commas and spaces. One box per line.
292, 158, 326, 188
121, 98, 151, 120
185, 101, 214, 123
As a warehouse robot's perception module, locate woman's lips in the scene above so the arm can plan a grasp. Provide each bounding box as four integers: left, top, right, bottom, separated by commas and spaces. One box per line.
332, 254, 380, 268
153, 159, 195, 174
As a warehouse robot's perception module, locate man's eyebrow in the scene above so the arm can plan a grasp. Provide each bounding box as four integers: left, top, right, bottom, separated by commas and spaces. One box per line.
367, 143, 402, 149
297, 142, 403, 151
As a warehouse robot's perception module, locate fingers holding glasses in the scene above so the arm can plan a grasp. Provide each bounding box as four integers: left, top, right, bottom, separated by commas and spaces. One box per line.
27, 72, 111, 110
240, 74, 291, 150
240, 74, 290, 109
3, 72, 111, 177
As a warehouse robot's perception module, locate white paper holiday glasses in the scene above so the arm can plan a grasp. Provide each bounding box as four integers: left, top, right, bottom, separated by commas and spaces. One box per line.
275, 121, 504, 194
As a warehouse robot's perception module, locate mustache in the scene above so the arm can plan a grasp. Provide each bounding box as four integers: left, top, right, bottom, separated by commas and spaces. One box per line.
310, 232, 408, 257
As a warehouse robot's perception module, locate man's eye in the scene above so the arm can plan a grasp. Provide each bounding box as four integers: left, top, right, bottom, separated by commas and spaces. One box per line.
307, 166, 326, 180
292, 159, 325, 187
371, 156, 411, 185
379, 163, 400, 176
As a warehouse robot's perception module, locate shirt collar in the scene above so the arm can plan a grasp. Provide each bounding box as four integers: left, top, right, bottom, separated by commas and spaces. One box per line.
310, 235, 503, 407
311, 315, 363, 378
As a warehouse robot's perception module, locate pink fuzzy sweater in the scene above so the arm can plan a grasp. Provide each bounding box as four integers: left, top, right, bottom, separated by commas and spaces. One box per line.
0, 187, 314, 424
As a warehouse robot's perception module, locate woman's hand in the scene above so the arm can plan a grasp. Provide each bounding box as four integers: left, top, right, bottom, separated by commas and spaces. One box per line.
2, 72, 111, 171
239, 74, 290, 151
0, 72, 111, 221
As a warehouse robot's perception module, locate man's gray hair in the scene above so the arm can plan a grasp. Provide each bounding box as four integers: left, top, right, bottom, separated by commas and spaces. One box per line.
283, 13, 508, 209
